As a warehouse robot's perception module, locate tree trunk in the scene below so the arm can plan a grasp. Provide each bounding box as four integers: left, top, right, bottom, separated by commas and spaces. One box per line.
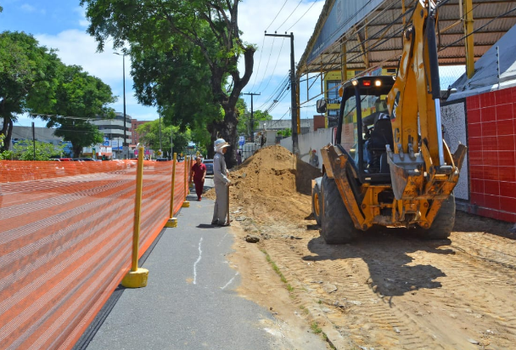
73, 144, 82, 158
1, 116, 13, 152
210, 104, 238, 169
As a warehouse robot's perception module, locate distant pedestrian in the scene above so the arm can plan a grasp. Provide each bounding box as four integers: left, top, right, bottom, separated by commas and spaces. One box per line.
212, 138, 231, 226
309, 149, 319, 168
190, 156, 206, 201
236, 149, 242, 165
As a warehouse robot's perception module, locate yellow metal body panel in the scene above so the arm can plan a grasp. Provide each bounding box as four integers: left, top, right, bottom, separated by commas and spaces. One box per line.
321, 144, 463, 230
316, 1, 467, 233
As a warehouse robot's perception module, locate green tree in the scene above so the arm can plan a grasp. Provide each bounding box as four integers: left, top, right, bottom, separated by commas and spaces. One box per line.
37, 64, 116, 157
277, 128, 292, 138
136, 120, 192, 158
237, 108, 273, 141
0, 31, 61, 151
81, 0, 256, 166
1, 140, 65, 161
54, 122, 104, 158
130, 39, 219, 155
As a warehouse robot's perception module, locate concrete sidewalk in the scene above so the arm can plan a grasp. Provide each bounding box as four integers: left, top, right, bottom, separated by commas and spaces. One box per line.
74, 190, 280, 350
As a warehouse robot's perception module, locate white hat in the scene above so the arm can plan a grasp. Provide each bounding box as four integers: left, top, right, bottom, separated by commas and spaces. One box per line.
214, 138, 230, 152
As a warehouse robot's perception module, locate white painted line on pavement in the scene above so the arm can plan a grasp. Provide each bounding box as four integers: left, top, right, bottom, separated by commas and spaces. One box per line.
220, 272, 239, 290
193, 237, 203, 285
217, 232, 229, 246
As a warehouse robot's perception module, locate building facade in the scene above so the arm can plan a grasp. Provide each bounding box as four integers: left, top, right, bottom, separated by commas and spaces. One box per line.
131, 119, 149, 145
91, 112, 132, 158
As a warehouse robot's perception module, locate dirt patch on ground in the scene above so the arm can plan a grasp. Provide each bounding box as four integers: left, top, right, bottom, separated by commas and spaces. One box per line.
208, 145, 516, 350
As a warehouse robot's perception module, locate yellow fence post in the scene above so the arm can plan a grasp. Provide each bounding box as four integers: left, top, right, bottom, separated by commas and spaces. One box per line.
182, 156, 190, 208
122, 144, 149, 288
165, 153, 178, 228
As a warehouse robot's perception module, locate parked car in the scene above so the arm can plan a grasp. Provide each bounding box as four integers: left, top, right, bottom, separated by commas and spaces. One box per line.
204, 159, 214, 175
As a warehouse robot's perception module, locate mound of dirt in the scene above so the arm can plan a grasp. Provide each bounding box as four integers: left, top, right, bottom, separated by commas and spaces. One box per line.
206, 145, 321, 223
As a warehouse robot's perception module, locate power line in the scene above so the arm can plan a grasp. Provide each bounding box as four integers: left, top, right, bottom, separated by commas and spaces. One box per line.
276, 0, 304, 31
254, 35, 277, 93
249, 35, 267, 91
257, 36, 287, 94
258, 74, 290, 110
285, 0, 322, 32
265, 0, 290, 32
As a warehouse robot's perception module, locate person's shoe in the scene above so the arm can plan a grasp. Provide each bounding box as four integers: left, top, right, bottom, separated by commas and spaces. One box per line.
211, 220, 218, 225
218, 222, 230, 227
198, 197, 201, 201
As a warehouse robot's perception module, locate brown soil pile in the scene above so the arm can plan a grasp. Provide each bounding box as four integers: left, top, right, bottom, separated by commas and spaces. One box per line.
206, 145, 321, 223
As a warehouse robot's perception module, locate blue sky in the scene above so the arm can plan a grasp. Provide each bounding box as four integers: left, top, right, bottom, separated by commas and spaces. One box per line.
0, 0, 326, 128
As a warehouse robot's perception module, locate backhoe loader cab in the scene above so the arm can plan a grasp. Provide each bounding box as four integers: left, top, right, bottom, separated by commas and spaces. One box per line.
337, 76, 395, 184
311, 0, 467, 244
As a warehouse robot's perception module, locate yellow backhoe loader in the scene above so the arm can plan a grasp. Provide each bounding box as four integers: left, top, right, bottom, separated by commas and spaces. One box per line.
311, 0, 467, 243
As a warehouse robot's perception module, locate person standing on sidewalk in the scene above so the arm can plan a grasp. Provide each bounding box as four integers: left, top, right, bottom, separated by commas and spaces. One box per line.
212, 138, 231, 226
190, 156, 207, 201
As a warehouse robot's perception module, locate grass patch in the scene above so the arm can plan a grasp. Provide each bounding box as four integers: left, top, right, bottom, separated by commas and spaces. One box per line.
310, 321, 322, 334
261, 249, 294, 293
264, 251, 287, 283
299, 305, 310, 315
322, 332, 337, 350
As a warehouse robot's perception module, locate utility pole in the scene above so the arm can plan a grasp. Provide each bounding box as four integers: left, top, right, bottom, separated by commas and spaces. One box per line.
241, 92, 260, 142
114, 52, 129, 159
32, 122, 36, 160
265, 31, 299, 155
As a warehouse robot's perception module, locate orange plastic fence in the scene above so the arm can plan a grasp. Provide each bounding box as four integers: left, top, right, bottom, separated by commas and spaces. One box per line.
0, 159, 186, 349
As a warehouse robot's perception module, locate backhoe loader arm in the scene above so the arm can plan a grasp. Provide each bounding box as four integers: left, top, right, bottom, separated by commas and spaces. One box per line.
387, 0, 442, 163
386, 0, 466, 200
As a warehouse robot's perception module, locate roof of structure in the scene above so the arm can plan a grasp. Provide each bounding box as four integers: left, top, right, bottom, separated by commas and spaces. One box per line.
298, 0, 516, 77
448, 23, 516, 100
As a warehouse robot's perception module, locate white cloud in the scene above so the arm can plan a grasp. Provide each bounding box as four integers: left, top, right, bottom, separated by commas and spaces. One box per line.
20, 4, 36, 12
36, 30, 127, 84
73, 6, 90, 28
18, 2, 46, 14
239, 0, 325, 118
27, 0, 326, 123
34, 30, 159, 122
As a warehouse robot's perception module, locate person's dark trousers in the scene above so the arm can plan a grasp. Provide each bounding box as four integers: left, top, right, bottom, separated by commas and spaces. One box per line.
194, 179, 204, 200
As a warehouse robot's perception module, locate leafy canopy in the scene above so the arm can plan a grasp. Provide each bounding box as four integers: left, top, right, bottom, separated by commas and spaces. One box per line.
37, 64, 116, 157
136, 119, 192, 158
81, 0, 256, 165
0, 31, 61, 150
1, 140, 65, 161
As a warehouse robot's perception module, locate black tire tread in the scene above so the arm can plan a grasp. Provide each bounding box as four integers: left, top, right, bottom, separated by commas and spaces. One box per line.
320, 175, 358, 244
416, 193, 456, 240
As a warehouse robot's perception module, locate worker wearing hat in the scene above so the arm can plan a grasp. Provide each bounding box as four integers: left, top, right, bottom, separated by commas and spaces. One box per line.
212, 138, 231, 226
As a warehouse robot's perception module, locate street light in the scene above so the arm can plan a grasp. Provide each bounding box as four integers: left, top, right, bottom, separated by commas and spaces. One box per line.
114, 52, 128, 159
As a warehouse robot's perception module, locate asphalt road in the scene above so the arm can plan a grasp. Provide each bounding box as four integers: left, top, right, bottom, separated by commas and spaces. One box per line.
81, 181, 277, 350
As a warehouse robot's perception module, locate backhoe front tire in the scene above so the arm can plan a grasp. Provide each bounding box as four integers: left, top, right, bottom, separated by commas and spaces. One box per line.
320, 174, 358, 244
416, 193, 456, 240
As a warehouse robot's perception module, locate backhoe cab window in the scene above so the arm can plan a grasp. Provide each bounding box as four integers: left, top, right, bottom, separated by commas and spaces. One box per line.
341, 93, 389, 163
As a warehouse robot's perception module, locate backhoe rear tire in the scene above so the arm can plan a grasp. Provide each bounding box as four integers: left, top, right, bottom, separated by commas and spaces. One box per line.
320, 174, 358, 244
416, 193, 456, 240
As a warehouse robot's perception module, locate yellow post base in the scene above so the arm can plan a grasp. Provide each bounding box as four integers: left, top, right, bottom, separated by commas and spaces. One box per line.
121, 267, 149, 288
182, 201, 190, 208
165, 217, 178, 228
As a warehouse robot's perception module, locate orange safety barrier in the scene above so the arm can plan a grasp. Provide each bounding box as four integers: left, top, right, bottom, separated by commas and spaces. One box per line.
174, 161, 186, 214
0, 159, 186, 349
